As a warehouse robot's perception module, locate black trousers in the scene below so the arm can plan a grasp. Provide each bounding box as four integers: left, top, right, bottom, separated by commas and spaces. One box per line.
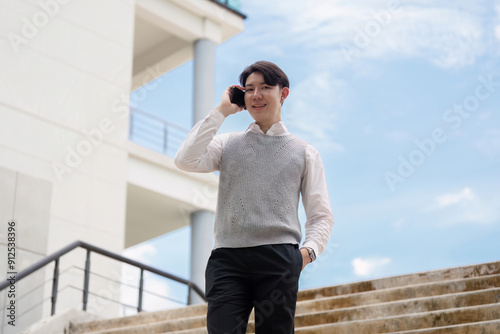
205, 244, 302, 334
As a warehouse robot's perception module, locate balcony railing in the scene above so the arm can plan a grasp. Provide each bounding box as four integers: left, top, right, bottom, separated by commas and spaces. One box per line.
215, 0, 240, 10
210, 0, 246, 18
129, 108, 189, 158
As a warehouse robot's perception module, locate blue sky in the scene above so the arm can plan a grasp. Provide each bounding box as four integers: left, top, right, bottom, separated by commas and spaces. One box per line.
123, 0, 500, 312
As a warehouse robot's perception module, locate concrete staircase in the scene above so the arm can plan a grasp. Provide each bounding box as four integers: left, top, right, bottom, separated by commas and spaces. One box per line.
70, 261, 500, 333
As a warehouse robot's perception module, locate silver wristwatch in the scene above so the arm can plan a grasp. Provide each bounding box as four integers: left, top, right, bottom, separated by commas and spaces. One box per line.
305, 247, 316, 262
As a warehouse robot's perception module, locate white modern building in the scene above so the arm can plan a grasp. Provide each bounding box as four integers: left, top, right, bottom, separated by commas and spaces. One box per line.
0, 0, 245, 332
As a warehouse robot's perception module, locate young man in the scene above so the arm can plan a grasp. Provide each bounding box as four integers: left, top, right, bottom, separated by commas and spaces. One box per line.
175, 61, 334, 333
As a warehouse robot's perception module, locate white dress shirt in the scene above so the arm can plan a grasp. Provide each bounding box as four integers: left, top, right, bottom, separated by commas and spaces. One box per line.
175, 109, 334, 257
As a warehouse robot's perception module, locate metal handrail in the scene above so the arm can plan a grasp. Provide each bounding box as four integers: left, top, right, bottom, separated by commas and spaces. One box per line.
131, 108, 190, 132
129, 108, 189, 157
0, 240, 206, 316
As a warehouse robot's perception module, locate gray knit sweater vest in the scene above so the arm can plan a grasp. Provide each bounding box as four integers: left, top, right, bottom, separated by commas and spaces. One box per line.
214, 131, 308, 249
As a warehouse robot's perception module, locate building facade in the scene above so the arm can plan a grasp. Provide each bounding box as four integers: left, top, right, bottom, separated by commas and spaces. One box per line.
0, 0, 245, 332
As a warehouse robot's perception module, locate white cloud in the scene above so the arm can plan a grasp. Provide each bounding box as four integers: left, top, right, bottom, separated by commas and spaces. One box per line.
362, 125, 374, 135
120, 243, 184, 314
393, 218, 405, 228
352, 257, 392, 277
248, 0, 490, 69
476, 112, 493, 126
382, 7, 482, 68
142, 276, 179, 311
426, 187, 500, 226
285, 72, 347, 152
495, 4, 500, 41
385, 130, 410, 143
474, 128, 500, 159
435, 187, 475, 207
120, 271, 181, 315
123, 243, 157, 263
120, 243, 164, 314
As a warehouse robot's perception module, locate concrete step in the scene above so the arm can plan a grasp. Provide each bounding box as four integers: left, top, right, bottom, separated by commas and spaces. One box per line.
245, 319, 500, 334
168, 329, 207, 334
72, 273, 500, 333
243, 288, 500, 332
70, 304, 207, 334
69, 261, 500, 334
75, 287, 500, 334
298, 261, 500, 301
294, 303, 500, 334
293, 288, 500, 328
73, 314, 206, 334
295, 274, 500, 314
389, 319, 500, 333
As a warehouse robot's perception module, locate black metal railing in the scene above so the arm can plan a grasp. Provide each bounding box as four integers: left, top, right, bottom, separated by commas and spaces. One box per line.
210, 0, 246, 18
215, 0, 240, 9
0, 240, 206, 318
129, 108, 189, 158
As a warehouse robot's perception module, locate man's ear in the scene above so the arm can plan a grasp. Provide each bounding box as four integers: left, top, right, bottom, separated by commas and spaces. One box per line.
280, 87, 289, 103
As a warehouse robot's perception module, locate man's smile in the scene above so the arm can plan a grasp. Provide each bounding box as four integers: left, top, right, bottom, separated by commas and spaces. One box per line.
252, 104, 267, 110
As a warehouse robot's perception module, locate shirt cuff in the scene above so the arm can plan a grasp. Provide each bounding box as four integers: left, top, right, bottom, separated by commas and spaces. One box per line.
301, 241, 319, 259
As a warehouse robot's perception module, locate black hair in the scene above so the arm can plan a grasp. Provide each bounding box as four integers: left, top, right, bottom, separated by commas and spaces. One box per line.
239, 61, 290, 89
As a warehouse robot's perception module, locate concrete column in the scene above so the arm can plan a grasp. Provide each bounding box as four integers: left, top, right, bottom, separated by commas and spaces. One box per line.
189, 211, 214, 304
193, 38, 215, 123
189, 38, 216, 305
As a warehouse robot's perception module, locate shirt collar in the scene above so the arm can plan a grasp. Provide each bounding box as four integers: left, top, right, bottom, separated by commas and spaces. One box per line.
245, 121, 290, 136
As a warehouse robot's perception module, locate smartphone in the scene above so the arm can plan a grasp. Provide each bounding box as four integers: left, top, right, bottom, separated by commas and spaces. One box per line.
230, 87, 246, 109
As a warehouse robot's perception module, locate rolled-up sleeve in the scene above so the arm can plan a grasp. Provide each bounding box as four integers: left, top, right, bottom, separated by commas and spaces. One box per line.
300, 145, 334, 257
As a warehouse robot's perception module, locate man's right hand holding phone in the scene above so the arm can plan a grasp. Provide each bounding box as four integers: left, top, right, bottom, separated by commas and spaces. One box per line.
215, 85, 245, 118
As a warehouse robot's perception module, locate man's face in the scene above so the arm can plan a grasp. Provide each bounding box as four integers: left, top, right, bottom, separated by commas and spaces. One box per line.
244, 72, 289, 126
